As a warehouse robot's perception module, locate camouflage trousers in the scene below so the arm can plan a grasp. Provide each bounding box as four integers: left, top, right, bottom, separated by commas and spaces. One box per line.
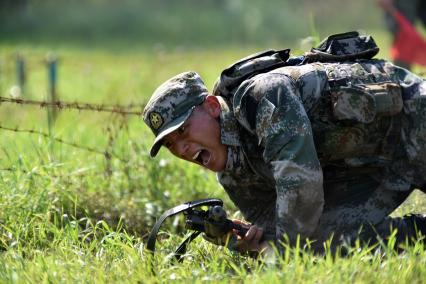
312, 79, 426, 250
311, 165, 426, 249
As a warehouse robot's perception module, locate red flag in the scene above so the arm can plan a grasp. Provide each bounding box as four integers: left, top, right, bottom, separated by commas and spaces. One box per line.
391, 10, 426, 66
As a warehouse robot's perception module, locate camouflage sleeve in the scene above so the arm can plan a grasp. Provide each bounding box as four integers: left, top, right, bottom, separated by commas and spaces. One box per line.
235, 72, 325, 244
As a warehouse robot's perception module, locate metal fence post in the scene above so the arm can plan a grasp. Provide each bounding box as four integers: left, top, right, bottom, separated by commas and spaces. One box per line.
46, 53, 58, 128
16, 54, 26, 96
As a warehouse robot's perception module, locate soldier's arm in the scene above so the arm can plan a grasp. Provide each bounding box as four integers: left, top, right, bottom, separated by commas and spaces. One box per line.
235, 72, 325, 245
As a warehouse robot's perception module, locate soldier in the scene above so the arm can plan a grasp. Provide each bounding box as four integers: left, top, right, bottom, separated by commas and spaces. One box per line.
143, 32, 426, 255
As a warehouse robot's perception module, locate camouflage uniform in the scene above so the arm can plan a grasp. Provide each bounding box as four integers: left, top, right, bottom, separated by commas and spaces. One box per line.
143, 32, 426, 251
213, 59, 426, 249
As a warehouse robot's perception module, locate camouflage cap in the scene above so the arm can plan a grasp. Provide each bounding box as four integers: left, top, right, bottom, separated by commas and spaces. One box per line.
143, 71, 208, 157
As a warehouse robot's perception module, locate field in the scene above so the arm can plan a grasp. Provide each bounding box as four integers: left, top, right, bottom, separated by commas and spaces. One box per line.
1, 34, 426, 283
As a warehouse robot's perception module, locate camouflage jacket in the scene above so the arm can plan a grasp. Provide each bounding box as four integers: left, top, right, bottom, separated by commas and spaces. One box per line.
215, 59, 424, 243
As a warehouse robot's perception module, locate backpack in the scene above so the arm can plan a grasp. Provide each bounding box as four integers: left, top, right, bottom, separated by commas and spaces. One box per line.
212, 31, 380, 98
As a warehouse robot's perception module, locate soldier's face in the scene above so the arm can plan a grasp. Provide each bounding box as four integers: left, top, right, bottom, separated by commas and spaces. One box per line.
162, 96, 227, 172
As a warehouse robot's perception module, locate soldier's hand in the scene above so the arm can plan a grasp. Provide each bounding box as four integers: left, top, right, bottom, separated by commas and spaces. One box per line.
232, 220, 268, 255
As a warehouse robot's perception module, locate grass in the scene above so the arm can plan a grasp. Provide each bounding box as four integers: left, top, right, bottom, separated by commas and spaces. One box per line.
0, 36, 426, 283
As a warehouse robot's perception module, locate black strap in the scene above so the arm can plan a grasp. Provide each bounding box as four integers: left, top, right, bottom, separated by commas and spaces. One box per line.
303, 48, 380, 64
173, 231, 201, 262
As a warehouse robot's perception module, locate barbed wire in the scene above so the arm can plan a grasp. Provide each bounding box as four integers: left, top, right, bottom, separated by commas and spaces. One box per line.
0, 96, 146, 116
0, 124, 127, 162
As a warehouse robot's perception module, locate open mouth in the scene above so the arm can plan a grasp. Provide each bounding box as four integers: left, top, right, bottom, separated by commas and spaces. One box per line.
192, 149, 211, 166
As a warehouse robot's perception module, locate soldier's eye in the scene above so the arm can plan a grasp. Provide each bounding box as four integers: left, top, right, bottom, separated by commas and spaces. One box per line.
177, 125, 186, 135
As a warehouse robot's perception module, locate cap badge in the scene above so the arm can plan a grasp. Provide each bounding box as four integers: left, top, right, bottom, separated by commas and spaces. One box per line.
149, 112, 163, 130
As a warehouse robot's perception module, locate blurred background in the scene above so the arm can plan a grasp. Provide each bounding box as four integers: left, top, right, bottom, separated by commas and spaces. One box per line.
0, 0, 395, 49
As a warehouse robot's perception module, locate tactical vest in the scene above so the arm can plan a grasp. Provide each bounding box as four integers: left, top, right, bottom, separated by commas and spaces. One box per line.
213, 31, 403, 165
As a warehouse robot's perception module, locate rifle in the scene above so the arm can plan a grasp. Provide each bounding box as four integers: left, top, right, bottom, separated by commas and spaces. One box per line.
147, 198, 248, 261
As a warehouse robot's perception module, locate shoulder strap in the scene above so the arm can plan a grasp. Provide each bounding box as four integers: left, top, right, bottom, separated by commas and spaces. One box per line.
212, 49, 290, 98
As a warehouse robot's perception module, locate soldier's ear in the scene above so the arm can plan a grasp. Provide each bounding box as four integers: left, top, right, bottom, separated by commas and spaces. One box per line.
203, 95, 221, 118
